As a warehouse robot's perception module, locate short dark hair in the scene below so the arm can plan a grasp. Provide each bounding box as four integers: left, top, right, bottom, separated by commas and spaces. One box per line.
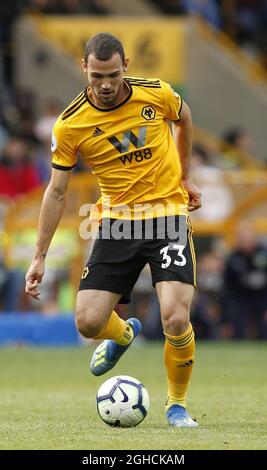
84, 32, 125, 63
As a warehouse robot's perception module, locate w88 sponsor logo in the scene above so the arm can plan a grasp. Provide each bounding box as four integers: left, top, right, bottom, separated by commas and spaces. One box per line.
119, 148, 152, 165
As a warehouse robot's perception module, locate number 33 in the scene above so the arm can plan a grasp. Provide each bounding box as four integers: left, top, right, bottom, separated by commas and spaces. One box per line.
160, 244, 186, 269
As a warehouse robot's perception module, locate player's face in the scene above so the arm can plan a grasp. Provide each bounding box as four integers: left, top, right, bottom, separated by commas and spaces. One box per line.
82, 53, 128, 107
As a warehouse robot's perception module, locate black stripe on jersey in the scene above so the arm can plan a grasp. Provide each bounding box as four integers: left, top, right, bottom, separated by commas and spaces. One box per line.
125, 78, 161, 88
62, 96, 86, 119
62, 92, 84, 116
62, 97, 86, 120
177, 97, 183, 119
126, 81, 161, 85
126, 81, 160, 85
172, 98, 183, 121
52, 162, 77, 171
69, 91, 84, 105
125, 77, 160, 84
127, 84, 161, 88
62, 95, 83, 116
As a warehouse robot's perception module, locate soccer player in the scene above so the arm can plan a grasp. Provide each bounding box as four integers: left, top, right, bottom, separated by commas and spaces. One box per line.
25, 32, 201, 427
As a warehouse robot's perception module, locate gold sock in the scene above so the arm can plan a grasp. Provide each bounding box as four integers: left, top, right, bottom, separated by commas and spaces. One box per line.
93, 311, 133, 345
164, 323, 195, 410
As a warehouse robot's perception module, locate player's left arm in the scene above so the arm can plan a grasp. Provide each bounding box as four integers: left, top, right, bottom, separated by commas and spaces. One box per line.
172, 102, 201, 212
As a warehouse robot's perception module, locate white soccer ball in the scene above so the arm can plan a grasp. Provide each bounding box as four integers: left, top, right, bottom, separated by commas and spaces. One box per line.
96, 375, 150, 427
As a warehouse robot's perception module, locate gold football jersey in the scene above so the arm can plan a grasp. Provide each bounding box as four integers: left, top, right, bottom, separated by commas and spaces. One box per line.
51, 77, 189, 220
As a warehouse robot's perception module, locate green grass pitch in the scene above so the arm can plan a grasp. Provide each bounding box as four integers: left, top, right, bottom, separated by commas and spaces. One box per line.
0, 341, 266, 450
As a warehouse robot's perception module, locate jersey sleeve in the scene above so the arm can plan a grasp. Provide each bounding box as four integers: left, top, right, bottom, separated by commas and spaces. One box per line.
51, 117, 77, 170
161, 81, 183, 121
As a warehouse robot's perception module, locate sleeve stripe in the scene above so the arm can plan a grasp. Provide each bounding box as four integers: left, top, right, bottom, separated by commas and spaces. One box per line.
62, 92, 84, 116
177, 98, 183, 120
69, 91, 84, 105
52, 162, 76, 171
124, 77, 160, 85
62, 97, 86, 120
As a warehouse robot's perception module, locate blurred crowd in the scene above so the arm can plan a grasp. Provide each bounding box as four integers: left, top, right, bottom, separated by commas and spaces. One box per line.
1, 1, 267, 79
126, 221, 267, 341
0, 0, 267, 341
149, 0, 267, 70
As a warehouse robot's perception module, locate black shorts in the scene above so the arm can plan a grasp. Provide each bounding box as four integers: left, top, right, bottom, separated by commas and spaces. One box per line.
79, 216, 196, 303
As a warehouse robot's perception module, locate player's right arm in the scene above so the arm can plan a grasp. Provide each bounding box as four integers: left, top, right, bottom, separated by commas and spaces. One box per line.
26, 113, 77, 299
25, 168, 72, 299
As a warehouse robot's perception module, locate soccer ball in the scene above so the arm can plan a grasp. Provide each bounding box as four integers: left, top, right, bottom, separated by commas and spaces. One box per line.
96, 375, 150, 427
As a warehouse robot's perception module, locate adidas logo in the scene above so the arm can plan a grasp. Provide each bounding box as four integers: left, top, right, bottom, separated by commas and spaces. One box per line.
177, 360, 194, 368
92, 126, 105, 137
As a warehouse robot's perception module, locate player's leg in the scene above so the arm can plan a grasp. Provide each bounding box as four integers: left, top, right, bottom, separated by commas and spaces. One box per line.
146, 215, 197, 427
76, 288, 138, 346
76, 219, 146, 375
156, 280, 198, 427
76, 289, 141, 376
76, 289, 121, 339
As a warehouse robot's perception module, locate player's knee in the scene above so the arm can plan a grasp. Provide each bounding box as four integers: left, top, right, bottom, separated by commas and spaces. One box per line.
161, 293, 192, 334
75, 307, 103, 338
161, 300, 190, 333
164, 313, 189, 335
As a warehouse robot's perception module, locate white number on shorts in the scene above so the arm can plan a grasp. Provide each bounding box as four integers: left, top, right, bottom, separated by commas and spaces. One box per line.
160, 246, 172, 268
173, 244, 187, 266
160, 244, 186, 269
